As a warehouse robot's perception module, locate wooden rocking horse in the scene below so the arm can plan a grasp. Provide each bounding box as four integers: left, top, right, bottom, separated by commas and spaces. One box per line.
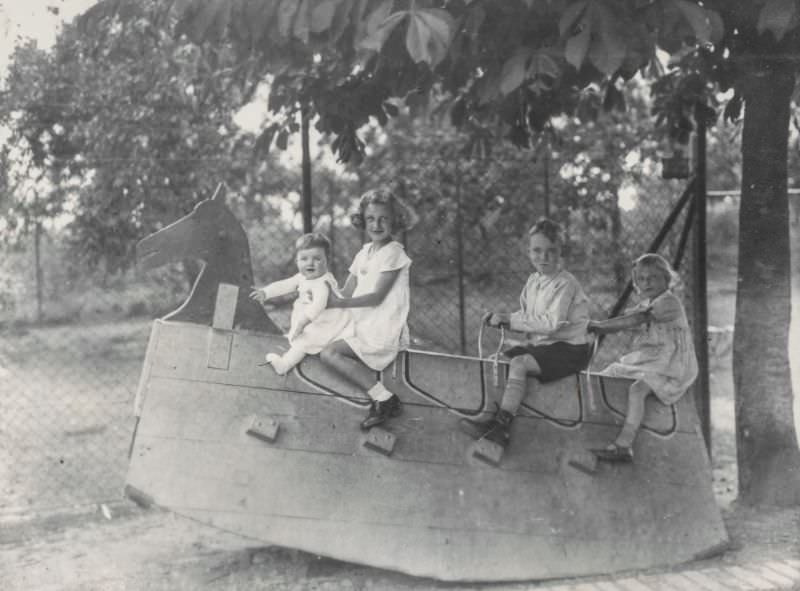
126, 185, 728, 582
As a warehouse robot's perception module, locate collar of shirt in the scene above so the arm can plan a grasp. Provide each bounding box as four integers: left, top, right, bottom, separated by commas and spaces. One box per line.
532, 269, 563, 287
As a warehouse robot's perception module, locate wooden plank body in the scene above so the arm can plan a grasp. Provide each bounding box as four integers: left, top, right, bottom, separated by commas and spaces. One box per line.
128, 320, 728, 582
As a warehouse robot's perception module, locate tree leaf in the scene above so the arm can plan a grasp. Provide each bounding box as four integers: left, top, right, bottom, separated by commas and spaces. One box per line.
499, 49, 532, 95
241, 0, 281, 46
293, 0, 311, 42
757, 0, 797, 42
707, 8, 725, 44
406, 8, 455, 66
565, 17, 591, 69
364, 0, 395, 35
672, 0, 711, 43
406, 12, 431, 64
177, 0, 231, 43
327, 0, 357, 42
588, 4, 626, 76
311, 0, 341, 33
277, 0, 298, 38
558, 0, 588, 36
528, 49, 561, 79
360, 11, 406, 51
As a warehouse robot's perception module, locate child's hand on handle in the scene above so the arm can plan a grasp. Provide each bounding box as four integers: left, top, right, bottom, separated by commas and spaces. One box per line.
487, 312, 511, 329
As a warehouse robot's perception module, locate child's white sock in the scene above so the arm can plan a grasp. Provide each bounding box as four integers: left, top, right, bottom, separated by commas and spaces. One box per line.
266, 353, 289, 375
266, 347, 306, 376
367, 382, 393, 402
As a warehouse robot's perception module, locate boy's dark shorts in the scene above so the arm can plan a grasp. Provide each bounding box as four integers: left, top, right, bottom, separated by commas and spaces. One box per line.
503, 341, 592, 383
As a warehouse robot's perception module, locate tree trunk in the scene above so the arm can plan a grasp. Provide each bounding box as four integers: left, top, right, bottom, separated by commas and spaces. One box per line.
735, 59, 800, 506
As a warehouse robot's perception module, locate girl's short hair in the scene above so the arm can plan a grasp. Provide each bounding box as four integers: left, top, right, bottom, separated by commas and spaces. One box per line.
527, 217, 564, 245
350, 187, 419, 233
295, 232, 331, 259
632, 253, 681, 291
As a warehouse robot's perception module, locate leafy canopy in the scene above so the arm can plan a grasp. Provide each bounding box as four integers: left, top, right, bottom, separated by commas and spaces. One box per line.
79, 0, 737, 160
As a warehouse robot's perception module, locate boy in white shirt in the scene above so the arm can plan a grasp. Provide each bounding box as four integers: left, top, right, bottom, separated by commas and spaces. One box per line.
459, 218, 592, 448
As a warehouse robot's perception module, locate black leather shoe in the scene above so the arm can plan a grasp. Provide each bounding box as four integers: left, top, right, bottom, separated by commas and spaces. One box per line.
361, 394, 402, 430
458, 408, 513, 448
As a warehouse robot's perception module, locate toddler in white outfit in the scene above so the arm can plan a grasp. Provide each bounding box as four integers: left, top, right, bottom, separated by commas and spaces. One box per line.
250, 233, 351, 375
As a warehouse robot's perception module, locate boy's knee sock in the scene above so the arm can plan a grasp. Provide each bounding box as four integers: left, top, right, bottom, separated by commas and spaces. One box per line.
615, 422, 638, 448
500, 377, 526, 415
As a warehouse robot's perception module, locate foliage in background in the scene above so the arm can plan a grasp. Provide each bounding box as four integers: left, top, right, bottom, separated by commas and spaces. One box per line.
1, 1, 272, 272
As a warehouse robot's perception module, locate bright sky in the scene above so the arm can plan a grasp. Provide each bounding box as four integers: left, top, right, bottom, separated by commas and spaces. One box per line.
0, 0, 99, 73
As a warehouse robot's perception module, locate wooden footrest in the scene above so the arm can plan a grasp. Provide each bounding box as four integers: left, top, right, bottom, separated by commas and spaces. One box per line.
246, 416, 280, 443
362, 427, 396, 456
472, 438, 504, 466
567, 449, 598, 475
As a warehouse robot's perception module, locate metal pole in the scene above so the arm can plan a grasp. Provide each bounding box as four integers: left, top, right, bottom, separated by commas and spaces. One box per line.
301, 107, 313, 233
693, 109, 711, 456
672, 195, 696, 271
34, 219, 43, 323
328, 176, 336, 275
607, 178, 696, 319
455, 173, 466, 355
543, 144, 550, 217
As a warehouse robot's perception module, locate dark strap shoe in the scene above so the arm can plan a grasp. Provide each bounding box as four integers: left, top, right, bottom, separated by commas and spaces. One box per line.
361, 394, 402, 431
458, 408, 513, 448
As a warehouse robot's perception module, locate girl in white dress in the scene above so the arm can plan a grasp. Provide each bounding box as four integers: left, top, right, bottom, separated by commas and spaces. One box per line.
250, 233, 351, 375
321, 188, 416, 430
587, 253, 698, 462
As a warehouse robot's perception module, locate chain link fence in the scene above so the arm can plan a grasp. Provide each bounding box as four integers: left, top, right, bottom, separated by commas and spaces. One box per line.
1, 153, 704, 520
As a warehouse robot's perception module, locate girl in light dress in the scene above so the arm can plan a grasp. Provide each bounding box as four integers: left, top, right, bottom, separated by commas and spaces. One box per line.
250, 232, 351, 375
587, 253, 698, 462
320, 188, 417, 431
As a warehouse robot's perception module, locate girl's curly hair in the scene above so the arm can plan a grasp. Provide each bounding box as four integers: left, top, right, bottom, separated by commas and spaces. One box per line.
350, 187, 419, 233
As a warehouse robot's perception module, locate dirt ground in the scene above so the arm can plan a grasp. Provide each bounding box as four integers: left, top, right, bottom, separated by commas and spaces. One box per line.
1, 498, 798, 591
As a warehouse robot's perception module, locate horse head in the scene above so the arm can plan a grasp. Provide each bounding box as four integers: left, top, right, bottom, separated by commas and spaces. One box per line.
137, 185, 280, 333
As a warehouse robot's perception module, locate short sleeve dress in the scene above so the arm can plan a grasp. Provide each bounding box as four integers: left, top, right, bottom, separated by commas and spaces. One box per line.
598, 290, 698, 404
291, 273, 352, 355
343, 241, 412, 371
